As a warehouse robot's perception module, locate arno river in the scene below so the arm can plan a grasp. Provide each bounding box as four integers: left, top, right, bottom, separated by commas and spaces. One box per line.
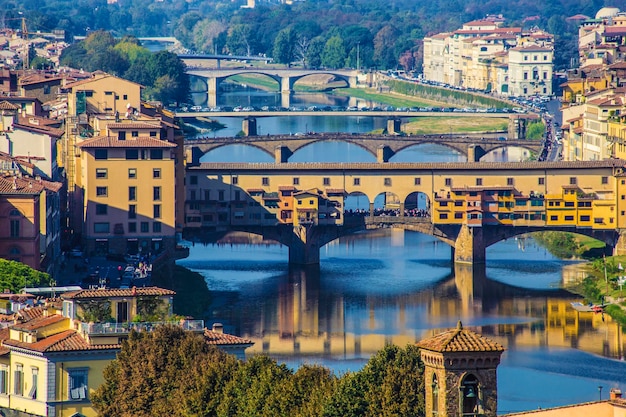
179, 86, 626, 414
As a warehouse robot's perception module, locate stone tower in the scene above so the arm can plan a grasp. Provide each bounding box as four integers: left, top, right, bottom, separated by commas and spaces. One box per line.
417, 321, 505, 417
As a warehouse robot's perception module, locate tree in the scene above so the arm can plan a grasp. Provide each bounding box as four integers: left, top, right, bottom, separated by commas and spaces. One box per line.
373, 25, 400, 69
0, 259, 51, 293
92, 325, 239, 417
306, 36, 326, 69
321, 35, 346, 69
273, 27, 296, 65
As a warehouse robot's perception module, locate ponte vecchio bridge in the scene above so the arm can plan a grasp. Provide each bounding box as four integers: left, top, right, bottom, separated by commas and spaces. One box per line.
183, 159, 626, 265
185, 133, 542, 163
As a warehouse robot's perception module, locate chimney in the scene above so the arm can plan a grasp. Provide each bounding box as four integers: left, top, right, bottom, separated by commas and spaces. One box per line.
212, 323, 223, 333
610, 388, 622, 400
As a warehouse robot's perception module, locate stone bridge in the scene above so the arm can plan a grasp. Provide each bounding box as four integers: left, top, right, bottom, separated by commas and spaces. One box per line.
185, 133, 543, 163
187, 68, 359, 107
183, 160, 626, 265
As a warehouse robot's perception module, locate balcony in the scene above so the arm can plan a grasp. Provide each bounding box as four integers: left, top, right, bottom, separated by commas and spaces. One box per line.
79, 319, 205, 336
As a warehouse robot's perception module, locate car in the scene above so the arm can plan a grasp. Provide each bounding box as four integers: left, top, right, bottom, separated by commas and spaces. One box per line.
124, 266, 135, 274
69, 248, 83, 258
124, 254, 140, 264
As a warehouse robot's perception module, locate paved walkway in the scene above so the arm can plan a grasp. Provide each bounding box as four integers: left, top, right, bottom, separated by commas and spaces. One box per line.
55, 254, 151, 288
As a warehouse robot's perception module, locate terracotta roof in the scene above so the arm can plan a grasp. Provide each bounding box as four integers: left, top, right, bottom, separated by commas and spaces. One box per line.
106, 122, 161, 129
325, 188, 346, 194
246, 188, 265, 193
417, 321, 504, 353
14, 116, 64, 137
3, 329, 120, 353
0, 328, 9, 356
451, 186, 515, 192
0, 175, 46, 195
76, 136, 176, 149
609, 62, 626, 69
62, 286, 175, 300
203, 328, 254, 346
11, 314, 66, 331
278, 186, 297, 191
0, 101, 18, 110
17, 306, 44, 322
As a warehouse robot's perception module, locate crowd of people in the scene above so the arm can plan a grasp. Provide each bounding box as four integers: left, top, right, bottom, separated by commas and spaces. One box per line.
344, 208, 430, 217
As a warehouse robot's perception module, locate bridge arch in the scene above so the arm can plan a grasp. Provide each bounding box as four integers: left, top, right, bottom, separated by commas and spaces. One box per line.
389, 142, 468, 161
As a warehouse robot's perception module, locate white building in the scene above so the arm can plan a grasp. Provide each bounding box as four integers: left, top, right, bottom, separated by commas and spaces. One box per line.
508, 46, 553, 96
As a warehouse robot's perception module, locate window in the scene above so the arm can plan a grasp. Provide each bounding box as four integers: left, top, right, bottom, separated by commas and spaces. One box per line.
476, 178, 482, 186
445, 178, 452, 186
323, 177, 330, 186
85, 91, 93, 97
507, 177, 514, 186
523, 72, 528, 80
353, 178, 360, 186
118, 131, 126, 141
29, 367, 38, 399
150, 149, 163, 160
262, 177, 269, 186
564, 201, 575, 207
129, 205, 137, 219
126, 149, 139, 160
96, 168, 107, 179
232, 176, 238, 185
96, 187, 107, 197
538, 177, 545, 185
94, 223, 110, 233
550, 215, 558, 221
414, 177, 421, 185
384, 178, 392, 186
218, 190, 224, 201
96, 204, 108, 215
129, 168, 137, 179
131, 131, 139, 137
455, 212, 463, 219
14, 364, 23, 396
153, 222, 162, 233
543, 71, 547, 79
293, 177, 300, 185
10, 220, 19, 238
123, 94, 128, 100
94, 149, 108, 160
0, 365, 7, 394
602, 176, 608, 184
153, 186, 161, 201
153, 168, 161, 179
569, 177, 577, 185
68, 368, 88, 400
564, 215, 574, 221
190, 176, 198, 185
129, 187, 136, 201
153, 204, 161, 219
141, 222, 149, 232
439, 213, 448, 220
128, 222, 137, 233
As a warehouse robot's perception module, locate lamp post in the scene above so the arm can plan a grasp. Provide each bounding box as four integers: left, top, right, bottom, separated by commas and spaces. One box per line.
357, 42, 360, 72
599, 385, 603, 401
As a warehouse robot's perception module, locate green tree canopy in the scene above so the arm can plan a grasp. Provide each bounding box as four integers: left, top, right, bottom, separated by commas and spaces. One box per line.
0, 259, 51, 293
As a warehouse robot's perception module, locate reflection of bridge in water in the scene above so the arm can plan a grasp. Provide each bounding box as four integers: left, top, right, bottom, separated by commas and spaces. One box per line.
235, 261, 623, 361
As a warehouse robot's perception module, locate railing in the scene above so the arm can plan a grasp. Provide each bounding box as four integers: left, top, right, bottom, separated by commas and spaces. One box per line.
79, 319, 205, 335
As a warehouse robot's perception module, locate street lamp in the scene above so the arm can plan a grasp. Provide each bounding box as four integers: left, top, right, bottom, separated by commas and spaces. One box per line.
598, 385, 603, 401
357, 42, 360, 72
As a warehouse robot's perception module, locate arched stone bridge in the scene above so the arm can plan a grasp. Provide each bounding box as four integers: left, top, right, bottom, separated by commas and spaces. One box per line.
183, 160, 626, 265
185, 133, 543, 163
188, 68, 359, 107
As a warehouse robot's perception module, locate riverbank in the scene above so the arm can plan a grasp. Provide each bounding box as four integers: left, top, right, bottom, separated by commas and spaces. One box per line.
152, 264, 212, 319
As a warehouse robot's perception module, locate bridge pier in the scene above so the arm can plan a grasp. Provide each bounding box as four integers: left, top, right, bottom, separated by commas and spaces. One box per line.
275, 146, 293, 163
281, 92, 291, 109
376, 145, 395, 163
613, 230, 626, 256
386, 118, 402, 135
452, 224, 486, 264
289, 225, 321, 265
454, 263, 487, 315
467, 144, 486, 162
207, 77, 218, 108
242, 117, 257, 136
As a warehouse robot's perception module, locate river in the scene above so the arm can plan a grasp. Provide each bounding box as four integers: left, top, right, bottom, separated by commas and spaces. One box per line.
179, 86, 626, 414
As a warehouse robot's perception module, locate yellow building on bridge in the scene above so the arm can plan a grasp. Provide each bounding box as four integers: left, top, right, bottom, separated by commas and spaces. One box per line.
184, 159, 626, 264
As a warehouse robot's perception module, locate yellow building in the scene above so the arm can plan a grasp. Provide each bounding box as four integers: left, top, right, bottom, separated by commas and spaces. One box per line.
0, 287, 254, 417
63, 73, 185, 254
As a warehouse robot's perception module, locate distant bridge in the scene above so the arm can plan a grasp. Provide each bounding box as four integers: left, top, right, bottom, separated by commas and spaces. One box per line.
184, 132, 541, 163
186, 68, 359, 108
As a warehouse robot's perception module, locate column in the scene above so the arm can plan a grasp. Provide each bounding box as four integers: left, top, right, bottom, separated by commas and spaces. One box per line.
207, 77, 218, 108
288, 225, 321, 265
453, 224, 486, 264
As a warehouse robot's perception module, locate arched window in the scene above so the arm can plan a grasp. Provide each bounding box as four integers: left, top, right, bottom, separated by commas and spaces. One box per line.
432, 374, 439, 416
461, 374, 479, 416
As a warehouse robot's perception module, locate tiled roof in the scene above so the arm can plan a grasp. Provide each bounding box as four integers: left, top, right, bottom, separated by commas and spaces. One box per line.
203, 329, 254, 346
0, 328, 9, 356
3, 329, 120, 353
0, 175, 46, 195
17, 306, 44, 322
14, 116, 64, 137
62, 286, 175, 300
278, 186, 297, 191
0, 101, 18, 110
11, 314, 66, 331
326, 188, 346, 194
106, 122, 161, 129
416, 321, 504, 353
193, 159, 626, 172
77, 136, 177, 149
